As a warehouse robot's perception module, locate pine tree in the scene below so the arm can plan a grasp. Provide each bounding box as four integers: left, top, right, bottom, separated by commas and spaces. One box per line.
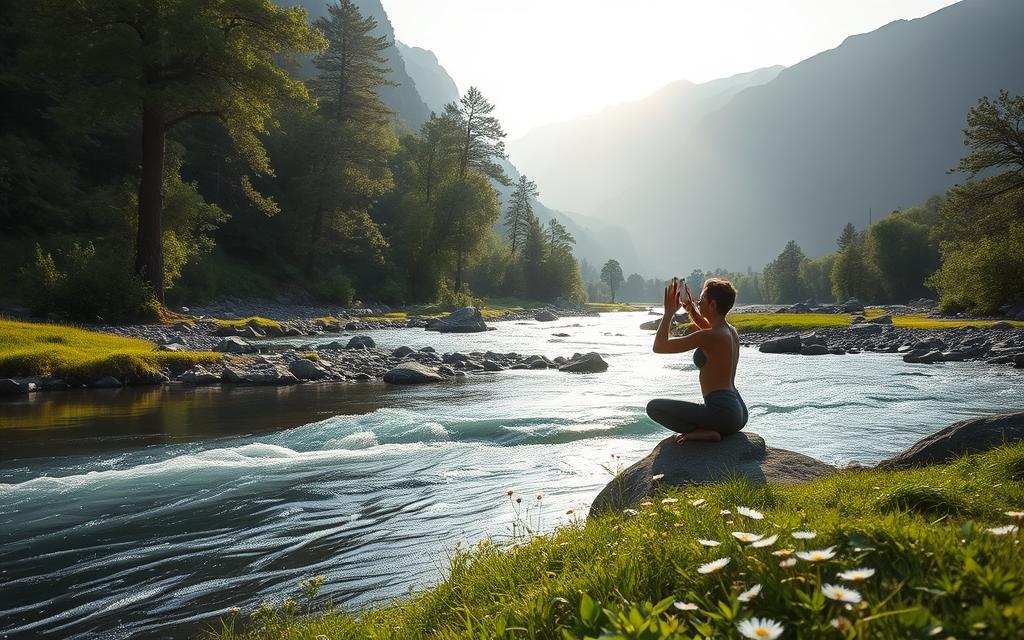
443, 87, 509, 184
504, 175, 538, 256
546, 218, 575, 250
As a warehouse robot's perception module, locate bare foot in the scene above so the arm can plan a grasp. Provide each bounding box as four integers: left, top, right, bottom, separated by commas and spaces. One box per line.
674, 429, 722, 444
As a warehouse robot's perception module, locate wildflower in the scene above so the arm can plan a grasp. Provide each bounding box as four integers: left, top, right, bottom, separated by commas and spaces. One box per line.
506, 490, 513, 497
640, 501, 654, 507
536, 494, 543, 501
673, 601, 699, 611
698, 539, 721, 547
987, 524, 1019, 535
737, 617, 784, 640
652, 473, 665, 481
822, 583, 863, 603
720, 508, 732, 515
661, 498, 679, 504
691, 498, 706, 507
731, 531, 764, 543
736, 506, 764, 520
1005, 511, 1024, 521
228, 607, 241, 616
738, 584, 762, 603
698, 557, 731, 574
831, 617, 853, 632
623, 508, 639, 516
772, 548, 795, 557
750, 534, 779, 548
791, 530, 817, 539
837, 568, 875, 581
796, 546, 837, 562
779, 558, 797, 568
516, 496, 522, 504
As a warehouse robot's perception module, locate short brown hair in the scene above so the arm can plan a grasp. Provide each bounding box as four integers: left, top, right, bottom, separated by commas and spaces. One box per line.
704, 278, 737, 315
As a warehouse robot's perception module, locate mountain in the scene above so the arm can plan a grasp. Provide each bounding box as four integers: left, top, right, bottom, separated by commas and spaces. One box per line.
280, 0, 430, 129
586, 0, 1024, 274
508, 66, 784, 214
393, 41, 648, 275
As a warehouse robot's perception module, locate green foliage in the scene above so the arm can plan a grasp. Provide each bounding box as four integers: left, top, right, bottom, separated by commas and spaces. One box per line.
927, 221, 1024, 314
763, 240, 806, 303
312, 267, 355, 306
868, 212, 939, 303
505, 175, 539, 256
436, 280, 482, 309
21, 243, 158, 322
209, 443, 1024, 640
830, 225, 879, 302
798, 254, 835, 303
878, 484, 964, 516
601, 259, 625, 303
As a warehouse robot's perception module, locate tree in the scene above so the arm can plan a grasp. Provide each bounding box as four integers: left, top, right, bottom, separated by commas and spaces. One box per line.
435, 172, 500, 290
798, 254, 835, 303
600, 259, 624, 303
830, 225, 875, 302
504, 175, 538, 256
17, 0, 325, 302
869, 212, 938, 302
763, 240, 805, 303
520, 212, 548, 299
546, 218, 575, 251
444, 86, 509, 184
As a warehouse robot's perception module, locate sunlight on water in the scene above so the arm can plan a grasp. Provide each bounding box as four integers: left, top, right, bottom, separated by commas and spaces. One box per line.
1, 311, 1022, 638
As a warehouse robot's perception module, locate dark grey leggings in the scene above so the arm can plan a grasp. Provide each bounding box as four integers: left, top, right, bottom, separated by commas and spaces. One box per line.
646, 390, 749, 435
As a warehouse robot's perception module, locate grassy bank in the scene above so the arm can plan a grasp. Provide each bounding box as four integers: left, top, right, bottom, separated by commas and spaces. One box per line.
0, 318, 220, 383
725, 312, 1024, 334
211, 443, 1024, 639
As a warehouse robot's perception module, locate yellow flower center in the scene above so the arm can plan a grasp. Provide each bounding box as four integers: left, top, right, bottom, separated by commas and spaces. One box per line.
756, 629, 771, 638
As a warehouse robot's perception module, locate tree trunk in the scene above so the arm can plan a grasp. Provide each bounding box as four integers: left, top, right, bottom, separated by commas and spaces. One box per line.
136, 99, 166, 303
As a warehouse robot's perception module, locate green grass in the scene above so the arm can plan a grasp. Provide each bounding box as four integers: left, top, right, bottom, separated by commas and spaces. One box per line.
213, 317, 282, 331
587, 302, 649, 312
724, 312, 1024, 334
209, 443, 1024, 640
0, 318, 220, 384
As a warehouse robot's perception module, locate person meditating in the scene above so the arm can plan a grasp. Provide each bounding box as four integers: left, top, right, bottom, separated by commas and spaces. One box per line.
648, 277, 748, 443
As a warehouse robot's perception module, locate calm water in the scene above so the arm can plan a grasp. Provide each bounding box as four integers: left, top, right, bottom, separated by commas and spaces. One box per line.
2, 311, 1022, 639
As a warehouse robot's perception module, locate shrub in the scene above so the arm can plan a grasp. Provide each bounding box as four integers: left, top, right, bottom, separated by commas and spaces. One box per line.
312, 267, 355, 306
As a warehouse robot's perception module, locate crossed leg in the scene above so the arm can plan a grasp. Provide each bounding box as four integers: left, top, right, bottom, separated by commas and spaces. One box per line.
646, 398, 724, 445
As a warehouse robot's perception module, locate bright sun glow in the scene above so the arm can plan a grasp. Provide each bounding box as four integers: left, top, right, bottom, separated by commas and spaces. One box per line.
382, 0, 959, 138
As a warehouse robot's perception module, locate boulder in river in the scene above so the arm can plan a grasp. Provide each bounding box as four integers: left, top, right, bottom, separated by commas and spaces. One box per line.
425, 307, 488, 333
288, 359, 328, 381
0, 378, 31, 394
639, 319, 661, 330
558, 351, 609, 373
534, 310, 559, 322
180, 367, 221, 385
759, 335, 801, 354
345, 335, 376, 350
92, 376, 123, 388
800, 344, 829, 356
590, 432, 834, 516
214, 336, 251, 354
383, 361, 445, 384
878, 412, 1024, 469
392, 346, 415, 358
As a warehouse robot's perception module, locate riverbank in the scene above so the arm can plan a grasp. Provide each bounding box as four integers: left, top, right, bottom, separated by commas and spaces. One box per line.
209, 440, 1024, 639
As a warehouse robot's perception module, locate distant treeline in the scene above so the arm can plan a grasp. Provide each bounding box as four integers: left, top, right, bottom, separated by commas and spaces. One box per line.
0, 0, 584, 320
589, 91, 1024, 314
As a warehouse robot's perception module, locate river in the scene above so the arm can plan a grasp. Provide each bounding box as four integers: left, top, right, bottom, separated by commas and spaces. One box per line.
2, 311, 1022, 639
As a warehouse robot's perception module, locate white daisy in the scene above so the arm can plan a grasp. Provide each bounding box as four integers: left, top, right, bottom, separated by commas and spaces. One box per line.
622, 508, 639, 516
736, 506, 765, 520
737, 617, 784, 640
737, 584, 762, 603
691, 498, 706, 507
732, 531, 764, 543
698, 557, 731, 574
779, 557, 797, 568
652, 474, 665, 481
822, 583, 862, 603
698, 539, 721, 547
720, 509, 732, 515
661, 498, 679, 504
772, 548, 795, 557
987, 524, 1019, 535
837, 568, 876, 581
791, 530, 817, 540
750, 534, 779, 548
796, 546, 837, 562
640, 501, 653, 507
1005, 511, 1024, 521
673, 601, 699, 611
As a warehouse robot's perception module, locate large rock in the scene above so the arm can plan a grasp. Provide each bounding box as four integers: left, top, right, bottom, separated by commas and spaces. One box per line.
534, 309, 559, 322
180, 367, 221, 385
288, 358, 328, 381
214, 336, 251, 354
0, 378, 31, 395
800, 344, 829, 356
383, 361, 445, 384
425, 307, 488, 333
346, 335, 376, 350
868, 314, 893, 325
590, 432, 834, 516
758, 335, 801, 354
878, 412, 1024, 469
558, 351, 609, 373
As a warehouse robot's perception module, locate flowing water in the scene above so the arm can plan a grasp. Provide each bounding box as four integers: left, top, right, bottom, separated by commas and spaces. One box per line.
2, 311, 1022, 639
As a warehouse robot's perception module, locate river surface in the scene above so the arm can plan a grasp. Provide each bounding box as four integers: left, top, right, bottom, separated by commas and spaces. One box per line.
2, 311, 1022, 639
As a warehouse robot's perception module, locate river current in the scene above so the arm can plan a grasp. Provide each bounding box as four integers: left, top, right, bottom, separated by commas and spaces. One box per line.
2, 311, 1022, 639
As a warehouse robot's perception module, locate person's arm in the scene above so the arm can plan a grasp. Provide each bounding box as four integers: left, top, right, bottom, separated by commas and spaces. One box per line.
683, 282, 710, 329
654, 280, 707, 353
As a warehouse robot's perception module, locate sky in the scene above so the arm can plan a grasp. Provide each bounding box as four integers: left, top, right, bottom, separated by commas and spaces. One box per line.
380, 0, 961, 139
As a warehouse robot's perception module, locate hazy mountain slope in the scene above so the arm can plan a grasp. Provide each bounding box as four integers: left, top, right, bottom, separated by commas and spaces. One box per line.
395, 42, 460, 114
507, 66, 784, 213
596, 0, 1024, 274
280, 0, 430, 129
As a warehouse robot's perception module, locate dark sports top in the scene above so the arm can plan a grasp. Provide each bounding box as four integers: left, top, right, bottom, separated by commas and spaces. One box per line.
693, 347, 707, 369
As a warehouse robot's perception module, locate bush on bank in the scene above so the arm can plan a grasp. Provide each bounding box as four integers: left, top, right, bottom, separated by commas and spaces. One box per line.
210, 443, 1024, 640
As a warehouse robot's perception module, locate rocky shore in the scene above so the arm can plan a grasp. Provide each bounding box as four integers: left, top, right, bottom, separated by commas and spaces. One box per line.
745, 323, 1023, 367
